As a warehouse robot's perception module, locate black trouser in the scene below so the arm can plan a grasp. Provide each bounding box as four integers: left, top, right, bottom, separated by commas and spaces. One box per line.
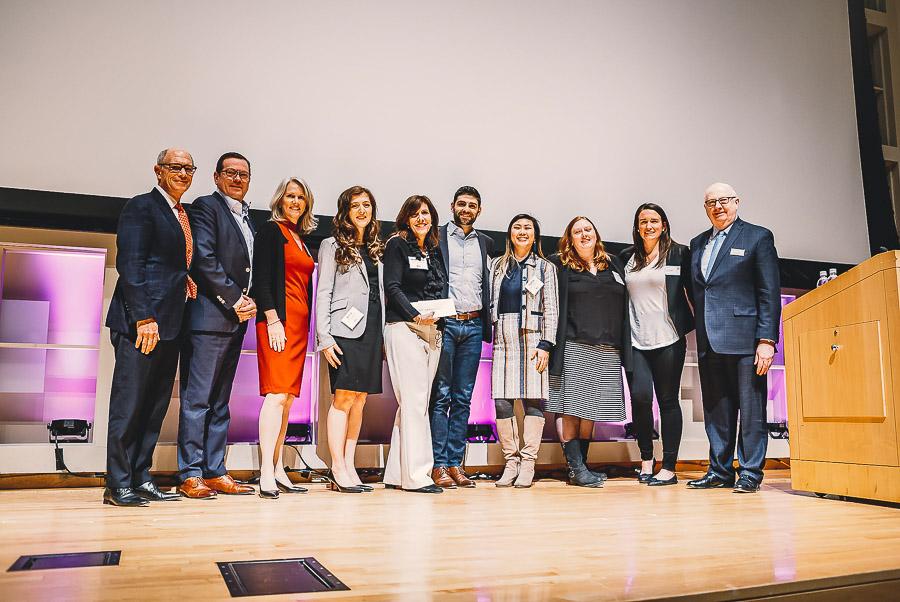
626, 337, 686, 472
107, 330, 181, 488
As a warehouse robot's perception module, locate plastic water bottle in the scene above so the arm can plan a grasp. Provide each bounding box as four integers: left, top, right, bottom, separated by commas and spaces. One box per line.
816, 270, 828, 287
827, 268, 838, 281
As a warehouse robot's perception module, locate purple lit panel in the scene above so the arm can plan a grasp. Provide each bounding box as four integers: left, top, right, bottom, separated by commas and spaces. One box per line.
226, 354, 316, 443
1, 249, 105, 346
467, 361, 495, 425
42, 349, 98, 422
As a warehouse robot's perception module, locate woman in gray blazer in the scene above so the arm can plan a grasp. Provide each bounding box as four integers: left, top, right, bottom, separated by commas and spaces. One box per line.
315, 186, 385, 493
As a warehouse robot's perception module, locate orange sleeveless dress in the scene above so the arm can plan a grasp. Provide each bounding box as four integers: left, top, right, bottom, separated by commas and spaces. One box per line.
256, 222, 315, 396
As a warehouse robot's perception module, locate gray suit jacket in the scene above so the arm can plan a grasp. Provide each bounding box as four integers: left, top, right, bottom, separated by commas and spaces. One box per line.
315, 237, 385, 351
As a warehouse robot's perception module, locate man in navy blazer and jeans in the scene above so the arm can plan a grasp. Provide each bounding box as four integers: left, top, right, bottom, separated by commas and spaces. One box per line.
687, 182, 781, 493
177, 152, 258, 499
429, 186, 494, 488
104, 148, 197, 506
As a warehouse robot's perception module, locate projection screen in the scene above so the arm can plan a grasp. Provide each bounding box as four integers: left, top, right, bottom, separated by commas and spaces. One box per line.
0, 0, 869, 263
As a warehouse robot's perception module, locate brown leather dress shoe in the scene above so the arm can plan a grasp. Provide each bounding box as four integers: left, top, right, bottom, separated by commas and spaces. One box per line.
205, 474, 254, 495
448, 466, 475, 487
179, 476, 216, 499
431, 466, 457, 488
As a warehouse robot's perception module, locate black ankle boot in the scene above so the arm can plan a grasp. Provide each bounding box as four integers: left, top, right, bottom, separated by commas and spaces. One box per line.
562, 440, 603, 488
578, 438, 608, 482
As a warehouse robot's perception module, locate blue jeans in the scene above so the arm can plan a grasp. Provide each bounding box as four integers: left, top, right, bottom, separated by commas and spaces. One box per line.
429, 317, 484, 467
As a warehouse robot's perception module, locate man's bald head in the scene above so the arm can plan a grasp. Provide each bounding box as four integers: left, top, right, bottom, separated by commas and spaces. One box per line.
704, 182, 740, 230
153, 148, 195, 202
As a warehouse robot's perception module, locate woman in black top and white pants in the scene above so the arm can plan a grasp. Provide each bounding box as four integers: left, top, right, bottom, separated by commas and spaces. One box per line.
621, 203, 694, 486
382, 195, 447, 493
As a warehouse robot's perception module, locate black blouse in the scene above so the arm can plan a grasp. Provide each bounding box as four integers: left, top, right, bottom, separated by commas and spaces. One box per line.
383, 235, 447, 324
565, 267, 625, 348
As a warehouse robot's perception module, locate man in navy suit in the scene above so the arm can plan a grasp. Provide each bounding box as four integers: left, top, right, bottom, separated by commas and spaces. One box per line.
429, 186, 494, 488
104, 148, 198, 506
687, 182, 781, 493
177, 152, 257, 499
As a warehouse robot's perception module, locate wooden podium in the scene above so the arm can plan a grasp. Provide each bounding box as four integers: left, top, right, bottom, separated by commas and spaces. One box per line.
783, 251, 900, 502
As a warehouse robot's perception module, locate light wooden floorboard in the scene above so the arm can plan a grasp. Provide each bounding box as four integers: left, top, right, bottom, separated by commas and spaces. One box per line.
1, 470, 899, 600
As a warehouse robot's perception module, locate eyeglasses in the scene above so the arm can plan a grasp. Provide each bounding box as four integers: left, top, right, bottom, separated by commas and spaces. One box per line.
704, 196, 736, 209
221, 168, 251, 181
160, 163, 197, 176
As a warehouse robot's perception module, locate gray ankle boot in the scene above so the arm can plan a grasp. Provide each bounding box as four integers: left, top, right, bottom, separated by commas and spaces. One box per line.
563, 440, 603, 487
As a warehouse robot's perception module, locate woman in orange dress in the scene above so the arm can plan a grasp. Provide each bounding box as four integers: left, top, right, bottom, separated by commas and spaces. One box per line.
250, 177, 317, 498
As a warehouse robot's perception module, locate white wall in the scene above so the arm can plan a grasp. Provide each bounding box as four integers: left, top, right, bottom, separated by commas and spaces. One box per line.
0, 0, 869, 263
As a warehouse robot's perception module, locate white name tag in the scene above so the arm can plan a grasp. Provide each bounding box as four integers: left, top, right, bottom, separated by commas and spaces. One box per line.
730, 248, 745, 256
340, 306, 364, 329
525, 277, 544, 296
409, 256, 428, 269
612, 271, 624, 285
664, 265, 681, 276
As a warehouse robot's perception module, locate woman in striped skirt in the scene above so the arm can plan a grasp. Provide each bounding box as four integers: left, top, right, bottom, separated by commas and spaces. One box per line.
547, 216, 631, 487
489, 214, 558, 488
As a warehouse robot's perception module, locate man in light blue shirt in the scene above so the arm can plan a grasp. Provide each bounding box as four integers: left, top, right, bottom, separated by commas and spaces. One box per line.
430, 186, 494, 488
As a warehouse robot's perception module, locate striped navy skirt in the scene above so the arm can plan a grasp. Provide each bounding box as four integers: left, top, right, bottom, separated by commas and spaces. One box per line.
547, 341, 626, 422
491, 314, 548, 401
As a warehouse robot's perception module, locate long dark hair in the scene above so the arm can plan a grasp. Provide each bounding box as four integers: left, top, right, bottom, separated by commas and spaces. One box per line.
394, 195, 439, 250
332, 186, 383, 268
631, 202, 676, 270
495, 213, 543, 276
558, 216, 608, 272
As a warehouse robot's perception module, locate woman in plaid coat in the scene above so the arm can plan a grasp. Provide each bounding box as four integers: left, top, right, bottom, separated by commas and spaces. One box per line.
489, 214, 559, 488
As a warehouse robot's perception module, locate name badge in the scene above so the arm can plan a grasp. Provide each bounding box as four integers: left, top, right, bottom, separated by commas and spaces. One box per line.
525, 277, 544, 296
730, 248, 745, 256
340, 306, 364, 329
663, 265, 681, 276
612, 271, 624, 286
409, 256, 428, 270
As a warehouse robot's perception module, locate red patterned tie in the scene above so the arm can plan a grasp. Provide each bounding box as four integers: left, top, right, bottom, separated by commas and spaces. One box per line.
175, 203, 197, 299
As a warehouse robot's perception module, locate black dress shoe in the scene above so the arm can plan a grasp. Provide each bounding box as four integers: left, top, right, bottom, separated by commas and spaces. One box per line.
637, 458, 656, 483
276, 480, 308, 494
648, 474, 678, 486
103, 487, 148, 507
258, 489, 280, 499
328, 481, 365, 493
355, 484, 374, 492
686, 474, 735, 489
733, 476, 761, 493
406, 484, 443, 493
134, 480, 181, 501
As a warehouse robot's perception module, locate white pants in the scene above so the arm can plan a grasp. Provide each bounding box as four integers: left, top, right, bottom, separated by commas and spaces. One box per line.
383, 321, 442, 489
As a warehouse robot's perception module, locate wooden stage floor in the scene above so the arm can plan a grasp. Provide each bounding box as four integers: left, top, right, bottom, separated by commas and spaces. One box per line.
1, 470, 899, 600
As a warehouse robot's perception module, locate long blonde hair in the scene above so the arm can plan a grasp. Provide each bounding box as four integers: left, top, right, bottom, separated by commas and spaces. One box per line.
269, 177, 318, 235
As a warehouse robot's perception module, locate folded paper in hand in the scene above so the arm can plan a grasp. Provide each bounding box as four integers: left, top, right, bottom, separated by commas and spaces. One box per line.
411, 298, 457, 318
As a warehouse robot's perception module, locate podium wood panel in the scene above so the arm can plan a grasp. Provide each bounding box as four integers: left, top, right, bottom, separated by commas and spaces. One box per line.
784, 251, 900, 503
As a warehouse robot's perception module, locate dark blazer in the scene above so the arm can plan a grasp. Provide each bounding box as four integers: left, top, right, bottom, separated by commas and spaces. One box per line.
383, 235, 447, 324
548, 253, 632, 376
438, 223, 494, 342
619, 243, 695, 339
249, 220, 314, 325
105, 188, 192, 340
184, 190, 254, 333
688, 217, 781, 356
